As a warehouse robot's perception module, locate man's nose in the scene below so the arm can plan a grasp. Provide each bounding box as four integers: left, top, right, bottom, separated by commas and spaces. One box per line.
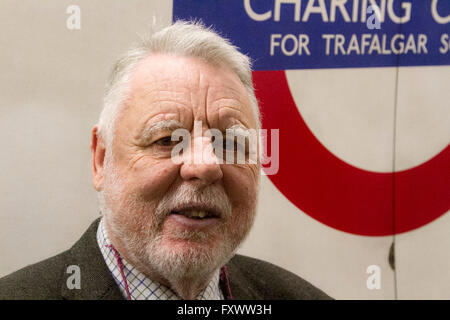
179, 136, 223, 184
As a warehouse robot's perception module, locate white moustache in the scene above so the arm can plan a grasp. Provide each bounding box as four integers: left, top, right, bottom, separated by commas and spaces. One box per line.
155, 184, 232, 219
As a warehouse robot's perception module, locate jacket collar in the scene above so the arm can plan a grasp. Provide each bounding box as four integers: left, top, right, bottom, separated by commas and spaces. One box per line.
61, 217, 123, 300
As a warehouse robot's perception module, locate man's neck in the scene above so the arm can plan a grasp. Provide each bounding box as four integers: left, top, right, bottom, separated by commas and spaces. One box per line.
168, 274, 213, 300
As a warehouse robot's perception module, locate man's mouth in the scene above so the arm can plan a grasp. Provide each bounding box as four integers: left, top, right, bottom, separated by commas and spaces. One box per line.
170, 210, 216, 220
167, 205, 222, 230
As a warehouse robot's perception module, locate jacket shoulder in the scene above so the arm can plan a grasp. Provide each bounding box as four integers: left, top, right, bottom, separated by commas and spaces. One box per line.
0, 250, 70, 300
227, 254, 332, 300
0, 219, 122, 300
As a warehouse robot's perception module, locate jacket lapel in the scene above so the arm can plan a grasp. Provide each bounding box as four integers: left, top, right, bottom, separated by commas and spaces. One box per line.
60, 218, 124, 300
226, 257, 262, 300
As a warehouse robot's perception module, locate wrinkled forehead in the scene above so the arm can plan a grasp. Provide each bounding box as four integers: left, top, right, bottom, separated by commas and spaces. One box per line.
121, 53, 256, 130
132, 54, 244, 91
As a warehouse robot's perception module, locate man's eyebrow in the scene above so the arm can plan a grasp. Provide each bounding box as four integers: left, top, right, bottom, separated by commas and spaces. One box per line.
140, 119, 184, 141
225, 124, 250, 136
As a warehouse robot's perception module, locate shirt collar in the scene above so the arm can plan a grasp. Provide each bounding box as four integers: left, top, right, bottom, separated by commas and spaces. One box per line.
96, 217, 224, 300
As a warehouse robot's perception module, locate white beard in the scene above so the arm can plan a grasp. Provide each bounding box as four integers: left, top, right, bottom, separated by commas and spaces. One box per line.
98, 153, 257, 286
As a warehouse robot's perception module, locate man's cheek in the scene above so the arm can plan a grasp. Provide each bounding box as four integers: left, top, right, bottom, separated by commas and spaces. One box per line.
136, 166, 179, 195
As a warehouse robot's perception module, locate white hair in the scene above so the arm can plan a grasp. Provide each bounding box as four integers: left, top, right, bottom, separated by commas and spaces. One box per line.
97, 20, 260, 149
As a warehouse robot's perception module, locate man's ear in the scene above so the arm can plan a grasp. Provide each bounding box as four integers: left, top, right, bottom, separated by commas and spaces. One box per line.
91, 125, 106, 191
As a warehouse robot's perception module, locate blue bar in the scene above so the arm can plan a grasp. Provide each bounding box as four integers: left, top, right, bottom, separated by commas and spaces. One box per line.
173, 0, 450, 70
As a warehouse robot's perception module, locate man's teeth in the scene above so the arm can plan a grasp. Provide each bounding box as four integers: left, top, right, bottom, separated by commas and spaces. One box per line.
179, 210, 209, 219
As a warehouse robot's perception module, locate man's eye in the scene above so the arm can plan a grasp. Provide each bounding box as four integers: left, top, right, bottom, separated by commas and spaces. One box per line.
223, 138, 236, 151
154, 136, 174, 147
223, 138, 246, 152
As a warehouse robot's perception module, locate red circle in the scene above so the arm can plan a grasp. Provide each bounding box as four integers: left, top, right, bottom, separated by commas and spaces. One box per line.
254, 70, 450, 236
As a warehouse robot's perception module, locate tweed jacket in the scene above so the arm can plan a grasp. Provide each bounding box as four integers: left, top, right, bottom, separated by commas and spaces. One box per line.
0, 219, 331, 300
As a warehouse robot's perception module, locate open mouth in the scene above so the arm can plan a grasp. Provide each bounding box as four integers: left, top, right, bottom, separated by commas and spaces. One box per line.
167, 204, 223, 229
170, 209, 218, 220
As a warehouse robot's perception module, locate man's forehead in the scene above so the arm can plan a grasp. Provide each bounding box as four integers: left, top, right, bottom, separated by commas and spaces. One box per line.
123, 53, 255, 128
130, 53, 245, 93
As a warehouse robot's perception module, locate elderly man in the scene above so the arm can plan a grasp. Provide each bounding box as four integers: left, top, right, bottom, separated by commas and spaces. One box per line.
0, 21, 330, 300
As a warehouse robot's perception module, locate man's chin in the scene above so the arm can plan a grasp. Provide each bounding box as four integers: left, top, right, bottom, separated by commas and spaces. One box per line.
159, 232, 227, 259
142, 235, 233, 279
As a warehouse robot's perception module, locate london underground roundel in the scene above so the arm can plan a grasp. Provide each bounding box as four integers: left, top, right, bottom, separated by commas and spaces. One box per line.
174, 0, 450, 236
